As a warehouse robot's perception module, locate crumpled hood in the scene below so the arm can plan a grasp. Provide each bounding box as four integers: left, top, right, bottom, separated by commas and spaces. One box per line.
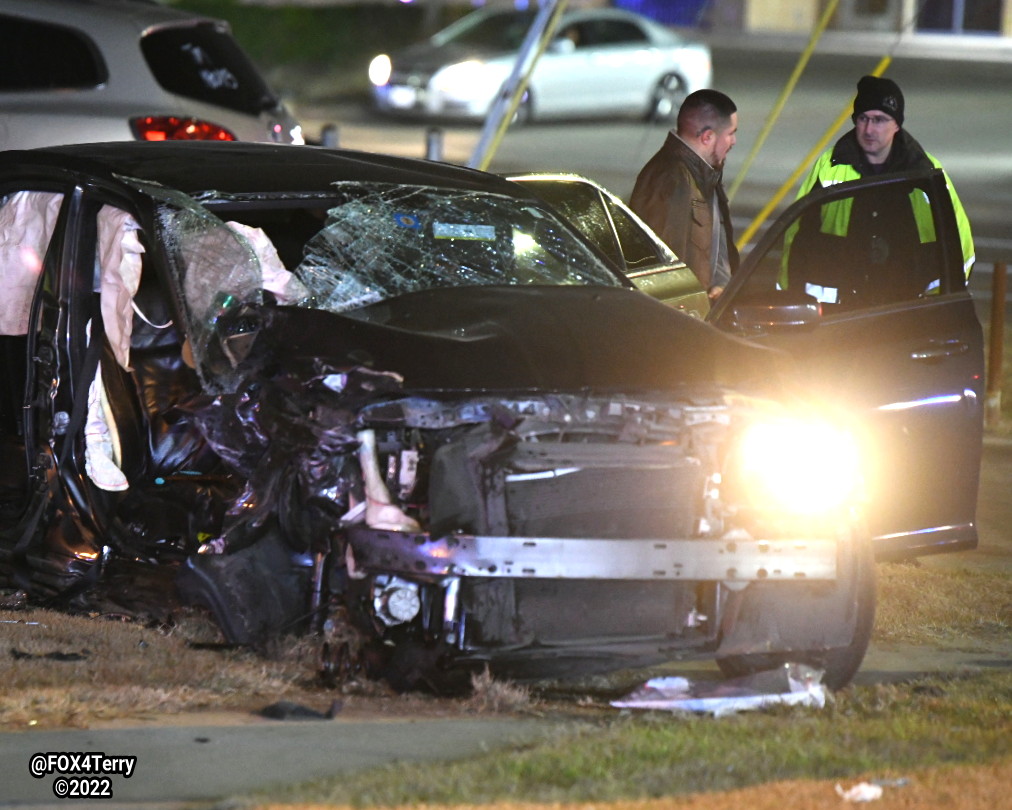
255, 286, 787, 395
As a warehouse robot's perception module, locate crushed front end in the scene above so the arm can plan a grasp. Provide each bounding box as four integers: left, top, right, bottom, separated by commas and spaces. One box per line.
180, 361, 864, 691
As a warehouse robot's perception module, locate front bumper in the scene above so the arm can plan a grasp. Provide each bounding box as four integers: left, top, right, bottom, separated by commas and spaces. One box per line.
347, 527, 838, 583
372, 84, 487, 120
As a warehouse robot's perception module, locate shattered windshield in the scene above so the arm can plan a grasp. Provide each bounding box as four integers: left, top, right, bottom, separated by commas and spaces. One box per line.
293, 183, 623, 313
143, 178, 623, 390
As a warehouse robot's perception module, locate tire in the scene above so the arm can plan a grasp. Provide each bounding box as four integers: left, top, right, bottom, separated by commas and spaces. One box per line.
716, 534, 877, 690
646, 73, 687, 123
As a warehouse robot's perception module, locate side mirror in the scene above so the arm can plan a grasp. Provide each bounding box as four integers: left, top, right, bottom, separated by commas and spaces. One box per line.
730, 290, 822, 334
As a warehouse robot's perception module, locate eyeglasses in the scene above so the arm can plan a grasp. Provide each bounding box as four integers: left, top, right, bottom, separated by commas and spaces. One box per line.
855, 113, 894, 127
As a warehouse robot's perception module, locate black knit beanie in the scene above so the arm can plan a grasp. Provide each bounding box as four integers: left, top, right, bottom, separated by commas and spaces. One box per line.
852, 75, 904, 126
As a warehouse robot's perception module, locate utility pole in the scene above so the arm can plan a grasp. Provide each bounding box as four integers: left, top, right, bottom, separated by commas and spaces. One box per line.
467, 0, 567, 171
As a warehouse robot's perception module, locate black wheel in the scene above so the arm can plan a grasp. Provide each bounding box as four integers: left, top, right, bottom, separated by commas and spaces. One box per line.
716, 533, 876, 690
646, 73, 687, 123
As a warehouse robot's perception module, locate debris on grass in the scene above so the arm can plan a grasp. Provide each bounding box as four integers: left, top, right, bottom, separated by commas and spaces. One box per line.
611, 663, 826, 716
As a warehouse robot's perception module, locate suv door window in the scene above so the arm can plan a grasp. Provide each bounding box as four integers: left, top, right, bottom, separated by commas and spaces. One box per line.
516, 180, 624, 268
606, 196, 667, 270
758, 174, 962, 311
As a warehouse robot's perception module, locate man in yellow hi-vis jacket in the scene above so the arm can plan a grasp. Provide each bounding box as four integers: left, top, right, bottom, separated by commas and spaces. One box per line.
782, 75, 974, 305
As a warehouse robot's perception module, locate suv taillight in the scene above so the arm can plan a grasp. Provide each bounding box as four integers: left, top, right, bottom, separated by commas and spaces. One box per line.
130, 116, 236, 141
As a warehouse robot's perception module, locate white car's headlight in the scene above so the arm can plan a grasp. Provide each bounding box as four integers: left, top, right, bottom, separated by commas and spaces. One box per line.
369, 54, 392, 87
430, 60, 500, 101
737, 418, 862, 515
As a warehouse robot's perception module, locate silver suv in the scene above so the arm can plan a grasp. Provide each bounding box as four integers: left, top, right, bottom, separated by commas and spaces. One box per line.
0, 0, 303, 149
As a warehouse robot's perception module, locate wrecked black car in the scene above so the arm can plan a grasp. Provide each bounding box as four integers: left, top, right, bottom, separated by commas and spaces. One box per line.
1, 142, 877, 691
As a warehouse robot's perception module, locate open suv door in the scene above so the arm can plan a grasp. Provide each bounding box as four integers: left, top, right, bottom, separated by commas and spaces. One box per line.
710, 169, 983, 560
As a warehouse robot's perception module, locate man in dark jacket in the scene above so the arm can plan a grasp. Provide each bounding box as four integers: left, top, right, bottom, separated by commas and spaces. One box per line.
630, 89, 739, 301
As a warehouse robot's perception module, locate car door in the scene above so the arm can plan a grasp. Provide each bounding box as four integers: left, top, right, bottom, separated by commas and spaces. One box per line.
507, 174, 709, 318
0, 176, 162, 589
576, 17, 654, 114
0, 188, 67, 506
710, 169, 984, 560
532, 32, 589, 117
0, 180, 100, 584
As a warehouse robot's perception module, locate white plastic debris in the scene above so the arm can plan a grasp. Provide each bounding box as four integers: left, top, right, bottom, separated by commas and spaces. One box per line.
610, 662, 826, 716
835, 781, 884, 802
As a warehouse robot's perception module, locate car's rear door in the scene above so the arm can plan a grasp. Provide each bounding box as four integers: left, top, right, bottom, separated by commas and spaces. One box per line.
710, 169, 984, 559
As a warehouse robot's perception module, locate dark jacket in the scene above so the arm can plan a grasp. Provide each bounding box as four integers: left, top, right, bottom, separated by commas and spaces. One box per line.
629, 133, 738, 289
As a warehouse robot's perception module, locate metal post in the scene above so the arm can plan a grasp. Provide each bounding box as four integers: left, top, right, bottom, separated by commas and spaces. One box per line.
425, 127, 443, 161
321, 124, 339, 148
467, 0, 567, 170
985, 262, 1007, 428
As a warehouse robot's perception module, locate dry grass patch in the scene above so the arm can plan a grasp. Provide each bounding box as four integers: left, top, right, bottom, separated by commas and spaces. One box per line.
1, 608, 319, 728
465, 667, 537, 714
1, 608, 538, 729
1, 560, 1008, 729
874, 563, 1012, 646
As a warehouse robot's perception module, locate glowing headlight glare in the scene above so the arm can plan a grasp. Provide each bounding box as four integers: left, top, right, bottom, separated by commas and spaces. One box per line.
739, 420, 861, 514
368, 54, 392, 87
430, 60, 496, 99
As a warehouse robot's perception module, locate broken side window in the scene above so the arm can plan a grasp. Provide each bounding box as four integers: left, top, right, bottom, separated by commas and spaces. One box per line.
120, 178, 266, 392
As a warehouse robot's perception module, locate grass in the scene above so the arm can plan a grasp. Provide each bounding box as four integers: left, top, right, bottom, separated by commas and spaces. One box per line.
211, 561, 1009, 807
875, 562, 1012, 645
985, 321, 1012, 434
1, 564, 1007, 808
0, 607, 315, 727
233, 670, 1011, 807
0, 606, 535, 729
2, 565, 1006, 729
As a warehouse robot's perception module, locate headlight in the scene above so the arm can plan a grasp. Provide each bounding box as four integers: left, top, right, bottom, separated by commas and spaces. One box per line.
430, 60, 500, 101
369, 54, 392, 87
736, 418, 862, 515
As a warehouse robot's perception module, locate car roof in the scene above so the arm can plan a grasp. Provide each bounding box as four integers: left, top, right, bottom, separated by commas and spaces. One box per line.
0, 141, 540, 200
457, 5, 681, 40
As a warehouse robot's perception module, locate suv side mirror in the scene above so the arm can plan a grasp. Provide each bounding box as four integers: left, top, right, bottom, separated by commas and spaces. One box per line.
730, 290, 822, 334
